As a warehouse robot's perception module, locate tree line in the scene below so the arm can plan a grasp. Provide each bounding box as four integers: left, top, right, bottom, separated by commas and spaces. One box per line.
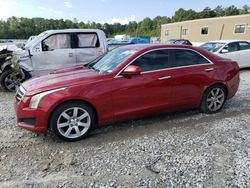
0, 5, 249, 39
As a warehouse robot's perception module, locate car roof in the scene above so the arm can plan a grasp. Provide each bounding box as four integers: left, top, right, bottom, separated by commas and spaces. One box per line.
121, 44, 196, 51
207, 40, 250, 43
45, 29, 104, 34
119, 44, 225, 62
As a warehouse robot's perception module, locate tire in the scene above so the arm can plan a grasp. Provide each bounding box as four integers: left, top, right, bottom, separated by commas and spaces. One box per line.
0, 69, 25, 92
50, 101, 96, 142
200, 85, 226, 114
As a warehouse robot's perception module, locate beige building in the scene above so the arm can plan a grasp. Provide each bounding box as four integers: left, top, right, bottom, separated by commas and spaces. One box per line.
161, 14, 250, 43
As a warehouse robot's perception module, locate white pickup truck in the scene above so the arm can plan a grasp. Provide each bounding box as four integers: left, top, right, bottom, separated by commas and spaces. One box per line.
0, 29, 108, 91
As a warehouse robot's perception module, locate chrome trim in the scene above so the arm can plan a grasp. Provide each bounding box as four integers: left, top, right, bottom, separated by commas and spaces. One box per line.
114, 47, 214, 78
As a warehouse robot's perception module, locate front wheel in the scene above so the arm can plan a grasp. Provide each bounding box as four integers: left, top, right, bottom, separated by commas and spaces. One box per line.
50, 102, 96, 142
0, 69, 26, 92
200, 85, 226, 114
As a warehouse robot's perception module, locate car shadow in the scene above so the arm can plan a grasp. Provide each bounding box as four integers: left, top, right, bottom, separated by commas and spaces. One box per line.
41, 109, 210, 147
240, 67, 250, 71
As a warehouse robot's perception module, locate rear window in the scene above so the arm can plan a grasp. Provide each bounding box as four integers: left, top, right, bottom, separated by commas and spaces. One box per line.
77, 33, 99, 48
171, 49, 210, 67
239, 42, 250, 50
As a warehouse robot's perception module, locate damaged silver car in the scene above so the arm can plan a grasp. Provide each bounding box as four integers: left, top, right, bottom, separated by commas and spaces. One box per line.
0, 29, 108, 91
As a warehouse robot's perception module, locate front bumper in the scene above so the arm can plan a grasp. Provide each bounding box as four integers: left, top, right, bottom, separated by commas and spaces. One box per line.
15, 97, 49, 134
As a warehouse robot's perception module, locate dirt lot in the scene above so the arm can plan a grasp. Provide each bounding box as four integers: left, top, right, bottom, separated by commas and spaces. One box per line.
0, 70, 250, 188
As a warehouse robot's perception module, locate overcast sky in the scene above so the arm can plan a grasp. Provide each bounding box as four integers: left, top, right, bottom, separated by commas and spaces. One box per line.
0, 0, 249, 24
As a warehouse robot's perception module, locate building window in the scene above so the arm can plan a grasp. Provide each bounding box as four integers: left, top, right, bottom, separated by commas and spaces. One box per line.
234, 24, 246, 34
165, 30, 170, 36
201, 27, 208, 35
182, 29, 188, 35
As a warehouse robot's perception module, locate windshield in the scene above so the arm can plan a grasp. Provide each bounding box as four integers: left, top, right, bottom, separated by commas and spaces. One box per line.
24, 31, 48, 49
200, 42, 225, 52
90, 47, 139, 74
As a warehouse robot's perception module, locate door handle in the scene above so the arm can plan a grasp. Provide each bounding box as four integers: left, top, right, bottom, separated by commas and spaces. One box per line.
69, 53, 74, 57
158, 76, 172, 80
204, 68, 214, 72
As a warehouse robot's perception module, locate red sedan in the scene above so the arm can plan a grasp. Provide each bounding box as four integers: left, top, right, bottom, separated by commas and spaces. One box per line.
15, 44, 240, 141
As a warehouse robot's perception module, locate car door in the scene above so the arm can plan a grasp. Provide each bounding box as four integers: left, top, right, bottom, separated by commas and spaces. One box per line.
111, 49, 174, 121
31, 33, 76, 76
168, 49, 214, 108
219, 42, 240, 63
237, 41, 250, 68
74, 32, 104, 65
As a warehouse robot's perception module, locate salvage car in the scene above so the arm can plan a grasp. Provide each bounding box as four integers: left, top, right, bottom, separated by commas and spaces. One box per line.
166, 39, 192, 45
0, 45, 23, 89
15, 44, 240, 142
199, 40, 250, 68
0, 29, 108, 92
0, 48, 12, 65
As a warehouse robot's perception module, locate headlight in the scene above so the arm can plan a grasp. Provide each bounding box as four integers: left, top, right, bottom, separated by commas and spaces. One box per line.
10, 55, 19, 69
29, 87, 67, 109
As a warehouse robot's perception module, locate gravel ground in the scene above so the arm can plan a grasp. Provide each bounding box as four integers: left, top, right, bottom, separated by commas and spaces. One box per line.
0, 70, 250, 188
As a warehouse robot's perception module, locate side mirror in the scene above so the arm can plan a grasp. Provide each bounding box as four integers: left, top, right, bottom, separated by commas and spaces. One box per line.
220, 49, 229, 53
122, 65, 141, 76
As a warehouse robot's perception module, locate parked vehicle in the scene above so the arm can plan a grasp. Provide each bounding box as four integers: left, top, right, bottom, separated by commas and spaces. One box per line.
108, 37, 150, 50
199, 40, 250, 68
0, 29, 108, 92
0, 45, 24, 91
0, 48, 12, 65
165, 39, 178, 44
166, 39, 192, 45
173, 39, 192, 45
0, 48, 13, 75
0, 39, 13, 43
15, 44, 240, 142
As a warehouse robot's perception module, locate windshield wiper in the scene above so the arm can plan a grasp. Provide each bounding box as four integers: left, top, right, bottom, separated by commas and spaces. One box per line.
91, 66, 100, 73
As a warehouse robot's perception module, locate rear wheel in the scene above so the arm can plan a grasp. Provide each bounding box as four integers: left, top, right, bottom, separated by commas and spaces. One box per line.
0, 69, 25, 92
200, 85, 226, 113
50, 102, 96, 142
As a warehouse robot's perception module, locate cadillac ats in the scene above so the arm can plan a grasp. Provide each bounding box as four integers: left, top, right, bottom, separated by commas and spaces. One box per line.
15, 44, 240, 141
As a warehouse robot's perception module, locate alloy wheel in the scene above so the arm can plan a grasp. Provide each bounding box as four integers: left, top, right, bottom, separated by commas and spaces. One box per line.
57, 107, 91, 139
206, 88, 225, 112
4, 72, 22, 91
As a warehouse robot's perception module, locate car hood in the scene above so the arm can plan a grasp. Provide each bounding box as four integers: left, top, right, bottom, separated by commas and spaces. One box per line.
22, 66, 101, 96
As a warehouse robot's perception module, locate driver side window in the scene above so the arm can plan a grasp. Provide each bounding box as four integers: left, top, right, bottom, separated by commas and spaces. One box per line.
42, 34, 71, 51
223, 42, 239, 53
131, 50, 170, 72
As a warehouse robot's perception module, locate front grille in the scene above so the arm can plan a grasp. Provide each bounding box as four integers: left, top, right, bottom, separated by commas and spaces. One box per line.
16, 85, 26, 103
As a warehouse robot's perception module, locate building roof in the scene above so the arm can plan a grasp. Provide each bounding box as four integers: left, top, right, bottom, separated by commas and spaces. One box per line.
162, 14, 250, 26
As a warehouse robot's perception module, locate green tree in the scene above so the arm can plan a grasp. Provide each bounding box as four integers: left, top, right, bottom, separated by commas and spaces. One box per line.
225, 5, 240, 16
172, 8, 199, 22
138, 17, 153, 36
213, 6, 225, 16
0, 5, 247, 39
199, 7, 216, 18
240, 5, 250, 14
